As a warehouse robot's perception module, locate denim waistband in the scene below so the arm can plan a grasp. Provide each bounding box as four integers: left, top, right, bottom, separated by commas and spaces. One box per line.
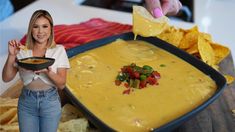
22, 87, 56, 97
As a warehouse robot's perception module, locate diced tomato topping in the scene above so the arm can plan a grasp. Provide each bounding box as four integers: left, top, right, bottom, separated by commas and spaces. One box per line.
126, 66, 132, 73
124, 83, 129, 88
139, 80, 147, 89
115, 80, 122, 86
134, 72, 140, 79
115, 63, 161, 94
121, 67, 125, 72
123, 89, 131, 94
147, 76, 157, 85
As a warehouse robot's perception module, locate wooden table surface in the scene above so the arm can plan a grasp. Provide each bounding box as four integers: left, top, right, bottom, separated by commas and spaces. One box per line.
173, 53, 235, 132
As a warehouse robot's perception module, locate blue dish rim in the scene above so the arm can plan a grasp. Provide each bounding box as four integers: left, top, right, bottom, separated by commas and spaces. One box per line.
64, 32, 227, 132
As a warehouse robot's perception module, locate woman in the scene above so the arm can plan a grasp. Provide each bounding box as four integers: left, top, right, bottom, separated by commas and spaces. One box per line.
2, 10, 70, 132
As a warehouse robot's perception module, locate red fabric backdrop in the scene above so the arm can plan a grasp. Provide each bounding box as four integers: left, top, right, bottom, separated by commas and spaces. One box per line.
20, 18, 132, 50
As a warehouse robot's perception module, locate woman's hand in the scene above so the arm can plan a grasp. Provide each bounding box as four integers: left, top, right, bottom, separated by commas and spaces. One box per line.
8, 39, 22, 56
145, 0, 182, 18
34, 67, 52, 74
2, 39, 21, 82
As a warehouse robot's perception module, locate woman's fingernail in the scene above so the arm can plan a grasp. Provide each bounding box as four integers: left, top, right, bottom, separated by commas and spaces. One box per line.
153, 8, 163, 18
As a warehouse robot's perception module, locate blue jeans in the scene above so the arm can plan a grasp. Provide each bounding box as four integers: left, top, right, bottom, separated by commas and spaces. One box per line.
18, 88, 61, 132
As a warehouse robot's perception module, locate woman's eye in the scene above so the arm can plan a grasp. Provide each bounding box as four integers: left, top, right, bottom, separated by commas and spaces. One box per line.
33, 25, 38, 28
43, 25, 49, 28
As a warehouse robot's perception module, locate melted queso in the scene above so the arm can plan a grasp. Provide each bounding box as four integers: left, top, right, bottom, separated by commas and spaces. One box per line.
66, 39, 216, 132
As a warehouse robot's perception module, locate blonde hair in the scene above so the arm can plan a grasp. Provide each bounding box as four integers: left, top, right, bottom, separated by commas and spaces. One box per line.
25, 9, 56, 49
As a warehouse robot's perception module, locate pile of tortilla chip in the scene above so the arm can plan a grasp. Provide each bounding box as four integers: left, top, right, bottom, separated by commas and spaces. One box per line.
0, 97, 19, 132
158, 26, 229, 69
133, 6, 234, 84
58, 104, 88, 132
0, 97, 88, 132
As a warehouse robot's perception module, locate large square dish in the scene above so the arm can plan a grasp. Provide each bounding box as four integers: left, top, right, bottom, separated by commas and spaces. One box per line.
65, 32, 226, 132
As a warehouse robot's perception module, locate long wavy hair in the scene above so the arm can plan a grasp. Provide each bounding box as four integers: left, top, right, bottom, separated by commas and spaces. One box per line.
25, 9, 56, 49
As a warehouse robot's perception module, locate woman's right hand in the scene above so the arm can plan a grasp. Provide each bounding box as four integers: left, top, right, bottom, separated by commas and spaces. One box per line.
2, 40, 21, 82
8, 39, 21, 57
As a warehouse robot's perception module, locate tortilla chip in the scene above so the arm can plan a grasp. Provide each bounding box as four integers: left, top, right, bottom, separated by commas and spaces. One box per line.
0, 122, 19, 132
179, 26, 199, 49
60, 104, 83, 122
132, 6, 169, 37
201, 32, 212, 41
0, 108, 17, 125
224, 74, 235, 84
158, 27, 184, 47
211, 43, 230, 64
186, 43, 198, 54
232, 109, 235, 114
58, 118, 88, 132
0, 97, 18, 119
0, 97, 18, 108
198, 34, 215, 66
7, 113, 18, 124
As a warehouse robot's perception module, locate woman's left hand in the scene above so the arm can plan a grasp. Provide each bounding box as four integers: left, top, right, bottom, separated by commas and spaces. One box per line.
34, 67, 52, 74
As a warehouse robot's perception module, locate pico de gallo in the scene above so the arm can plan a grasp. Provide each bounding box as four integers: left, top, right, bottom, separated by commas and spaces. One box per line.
115, 63, 161, 94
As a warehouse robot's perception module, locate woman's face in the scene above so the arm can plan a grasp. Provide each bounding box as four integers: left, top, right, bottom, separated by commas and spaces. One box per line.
32, 16, 51, 45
